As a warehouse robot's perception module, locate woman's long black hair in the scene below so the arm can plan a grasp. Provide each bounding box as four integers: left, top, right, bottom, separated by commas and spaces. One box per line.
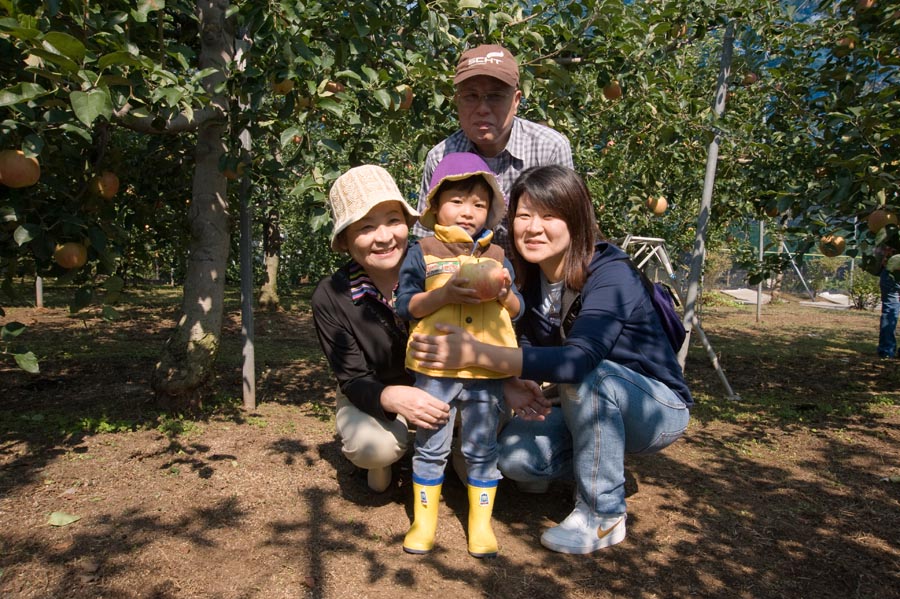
507, 165, 602, 292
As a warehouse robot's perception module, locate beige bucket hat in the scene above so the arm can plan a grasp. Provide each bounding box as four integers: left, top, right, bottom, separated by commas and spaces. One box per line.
327, 165, 419, 251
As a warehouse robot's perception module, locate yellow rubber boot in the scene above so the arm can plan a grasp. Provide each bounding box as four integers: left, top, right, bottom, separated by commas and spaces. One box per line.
403, 480, 443, 554
467, 482, 499, 558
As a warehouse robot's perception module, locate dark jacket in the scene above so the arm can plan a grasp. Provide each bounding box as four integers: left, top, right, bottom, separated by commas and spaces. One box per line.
312, 261, 414, 421
517, 242, 693, 407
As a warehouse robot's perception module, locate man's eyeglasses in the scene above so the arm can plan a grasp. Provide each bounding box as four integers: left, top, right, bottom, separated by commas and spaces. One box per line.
455, 91, 513, 108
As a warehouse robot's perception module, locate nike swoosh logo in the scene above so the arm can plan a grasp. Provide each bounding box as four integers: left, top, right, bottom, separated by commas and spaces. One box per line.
597, 517, 623, 539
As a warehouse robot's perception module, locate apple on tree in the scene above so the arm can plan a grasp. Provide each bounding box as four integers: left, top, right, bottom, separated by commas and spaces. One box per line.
646, 195, 668, 215
90, 171, 120, 199
0, 149, 40, 188
271, 78, 294, 95
602, 81, 622, 101
819, 234, 846, 257
834, 37, 855, 57
53, 242, 88, 269
868, 208, 898, 233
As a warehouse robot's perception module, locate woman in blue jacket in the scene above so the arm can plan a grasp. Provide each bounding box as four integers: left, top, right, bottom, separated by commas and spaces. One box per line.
408, 165, 692, 554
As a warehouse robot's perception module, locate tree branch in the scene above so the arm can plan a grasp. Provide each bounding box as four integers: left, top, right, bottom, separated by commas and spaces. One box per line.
114, 102, 224, 134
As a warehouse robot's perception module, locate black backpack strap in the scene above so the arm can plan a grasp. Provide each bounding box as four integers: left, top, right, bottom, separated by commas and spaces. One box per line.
561, 291, 582, 338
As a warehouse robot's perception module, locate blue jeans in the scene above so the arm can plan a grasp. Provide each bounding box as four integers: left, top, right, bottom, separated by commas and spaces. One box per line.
498, 361, 689, 514
413, 374, 504, 484
879, 270, 899, 358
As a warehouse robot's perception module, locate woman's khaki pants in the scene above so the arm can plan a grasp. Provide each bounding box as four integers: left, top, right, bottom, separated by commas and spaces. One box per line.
335, 390, 408, 470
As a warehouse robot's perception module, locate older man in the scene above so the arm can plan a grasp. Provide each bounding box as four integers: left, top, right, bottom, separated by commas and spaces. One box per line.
413, 44, 574, 245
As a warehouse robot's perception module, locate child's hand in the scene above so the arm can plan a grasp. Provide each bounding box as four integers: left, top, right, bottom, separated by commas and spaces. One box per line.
441, 271, 482, 305
495, 268, 513, 302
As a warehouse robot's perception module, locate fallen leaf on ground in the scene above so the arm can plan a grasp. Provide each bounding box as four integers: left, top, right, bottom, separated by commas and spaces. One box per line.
47, 511, 81, 526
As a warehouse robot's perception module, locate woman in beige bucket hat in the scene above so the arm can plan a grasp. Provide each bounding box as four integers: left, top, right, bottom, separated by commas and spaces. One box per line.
311, 165, 452, 492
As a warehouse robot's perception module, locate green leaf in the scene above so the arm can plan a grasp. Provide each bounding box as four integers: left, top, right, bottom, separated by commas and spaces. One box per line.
1, 321, 26, 341
360, 65, 379, 84
98, 51, 143, 70
318, 98, 344, 118
43, 31, 86, 64
59, 123, 92, 141
459, 0, 482, 8
70, 89, 113, 127
101, 305, 120, 321
13, 224, 40, 246
0, 82, 49, 107
47, 511, 80, 526
104, 276, 125, 293
1, 205, 18, 223
0, 19, 41, 41
280, 126, 302, 148
132, 0, 166, 23
14, 351, 39, 374
318, 139, 343, 153
22, 133, 43, 155
373, 89, 391, 109
69, 287, 93, 314
28, 48, 79, 73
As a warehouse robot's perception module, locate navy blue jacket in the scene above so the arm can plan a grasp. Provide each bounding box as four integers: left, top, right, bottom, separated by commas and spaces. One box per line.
517, 242, 693, 407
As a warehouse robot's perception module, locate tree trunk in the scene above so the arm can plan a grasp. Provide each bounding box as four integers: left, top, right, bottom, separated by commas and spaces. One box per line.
152, 0, 233, 409
770, 269, 784, 303
259, 208, 282, 310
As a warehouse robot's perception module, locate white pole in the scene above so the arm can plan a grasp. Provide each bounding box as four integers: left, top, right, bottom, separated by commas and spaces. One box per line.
679, 21, 735, 369
757, 220, 764, 322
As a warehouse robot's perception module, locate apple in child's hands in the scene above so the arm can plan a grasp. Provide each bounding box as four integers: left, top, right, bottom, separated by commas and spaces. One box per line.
458, 260, 506, 301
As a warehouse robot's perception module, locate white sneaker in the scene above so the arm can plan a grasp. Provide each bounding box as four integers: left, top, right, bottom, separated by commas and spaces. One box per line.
540, 501, 626, 554
367, 466, 392, 493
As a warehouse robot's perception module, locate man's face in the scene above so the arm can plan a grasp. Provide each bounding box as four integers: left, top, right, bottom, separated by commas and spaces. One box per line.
455, 75, 521, 158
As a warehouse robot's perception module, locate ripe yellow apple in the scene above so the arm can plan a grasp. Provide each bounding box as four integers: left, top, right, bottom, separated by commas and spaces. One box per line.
819, 235, 846, 257
646, 195, 668, 215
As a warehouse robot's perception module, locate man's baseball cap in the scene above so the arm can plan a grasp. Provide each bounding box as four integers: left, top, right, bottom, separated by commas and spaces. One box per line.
454, 44, 519, 88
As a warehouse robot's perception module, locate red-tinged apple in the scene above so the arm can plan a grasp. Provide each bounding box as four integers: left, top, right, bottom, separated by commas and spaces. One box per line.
54, 242, 88, 269
868, 209, 898, 233
602, 81, 622, 100
0, 149, 40, 188
458, 260, 505, 301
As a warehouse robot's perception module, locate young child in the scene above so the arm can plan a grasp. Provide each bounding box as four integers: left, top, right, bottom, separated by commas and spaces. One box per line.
395, 152, 523, 558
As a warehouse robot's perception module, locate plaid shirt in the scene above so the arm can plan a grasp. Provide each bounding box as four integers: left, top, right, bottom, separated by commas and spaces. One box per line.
413, 117, 574, 252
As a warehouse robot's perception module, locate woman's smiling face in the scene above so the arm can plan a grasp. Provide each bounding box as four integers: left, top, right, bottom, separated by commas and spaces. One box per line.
340, 201, 410, 273
512, 193, 571, 282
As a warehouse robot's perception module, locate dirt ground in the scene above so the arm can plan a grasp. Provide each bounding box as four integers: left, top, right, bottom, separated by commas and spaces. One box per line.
1, 292, 899, 599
